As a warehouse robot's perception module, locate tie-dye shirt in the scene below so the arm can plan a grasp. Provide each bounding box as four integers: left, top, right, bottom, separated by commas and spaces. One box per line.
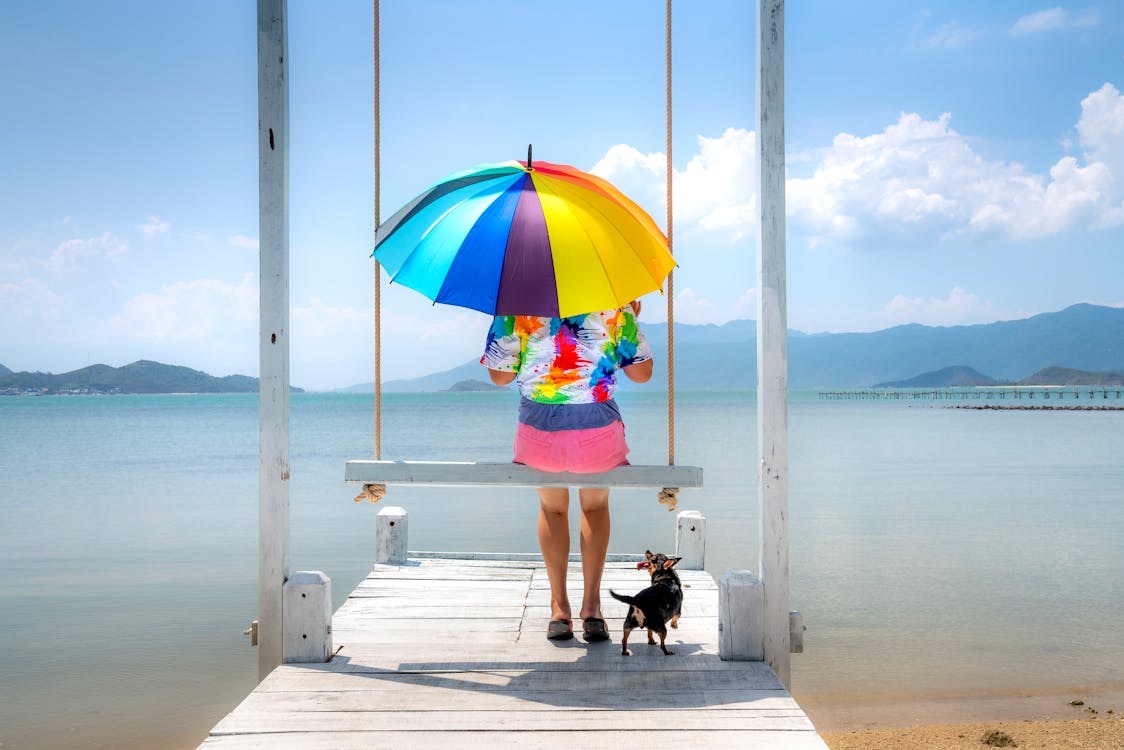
480, 309, 652, 404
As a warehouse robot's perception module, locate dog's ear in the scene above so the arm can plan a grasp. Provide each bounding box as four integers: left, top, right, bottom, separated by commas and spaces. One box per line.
644, 550, 654, 561
664, 556, 682, 570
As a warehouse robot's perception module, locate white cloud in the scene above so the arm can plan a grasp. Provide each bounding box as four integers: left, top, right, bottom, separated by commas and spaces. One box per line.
788, 85, 1124, 243
229, 234, 259, 250
591, 129, 757, 243
663, 287, 757, 325
677, 129, 757, 240
45, 232, 128, 271
1011, 7, 1099, 35
0, 277, 64, 320
880, 287, 996, 328
137, 216, 171, 237
595, 83, 1124, 249
924, 22, 984, 49
105, 273, 257, 343
1076, 82, 1124, 226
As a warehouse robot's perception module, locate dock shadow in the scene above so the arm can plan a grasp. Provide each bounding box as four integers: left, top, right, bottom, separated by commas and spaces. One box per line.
320, 640, 785, 710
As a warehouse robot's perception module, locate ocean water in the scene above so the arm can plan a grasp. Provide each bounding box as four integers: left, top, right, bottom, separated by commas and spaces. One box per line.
1, 390, 1122, 748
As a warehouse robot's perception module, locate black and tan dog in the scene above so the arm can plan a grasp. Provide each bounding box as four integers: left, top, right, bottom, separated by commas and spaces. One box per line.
609, 550, 683, 656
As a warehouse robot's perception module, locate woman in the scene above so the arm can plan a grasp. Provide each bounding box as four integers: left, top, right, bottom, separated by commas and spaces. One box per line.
481, 300, 653, 641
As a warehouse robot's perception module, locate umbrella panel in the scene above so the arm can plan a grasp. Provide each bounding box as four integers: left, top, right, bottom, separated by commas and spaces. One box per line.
383, 173, 522, 300
433, 176, 523, 315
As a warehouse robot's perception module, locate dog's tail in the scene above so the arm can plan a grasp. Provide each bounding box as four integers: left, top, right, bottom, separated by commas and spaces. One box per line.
609, 589, 638, 607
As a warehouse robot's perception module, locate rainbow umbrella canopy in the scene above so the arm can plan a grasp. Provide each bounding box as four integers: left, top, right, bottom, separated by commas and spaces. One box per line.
372, 149, 676, 318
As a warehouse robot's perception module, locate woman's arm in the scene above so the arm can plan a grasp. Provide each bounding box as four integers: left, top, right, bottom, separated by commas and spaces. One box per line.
622, 358, 653, 383
622, 299, 653, 383
488, 368, 517, 386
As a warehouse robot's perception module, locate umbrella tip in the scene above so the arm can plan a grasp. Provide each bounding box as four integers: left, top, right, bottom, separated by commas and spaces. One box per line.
526, 143, 533, 171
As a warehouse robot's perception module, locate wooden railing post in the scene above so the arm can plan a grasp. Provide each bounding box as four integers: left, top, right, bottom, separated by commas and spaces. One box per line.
675, 510, 706, 570
376, 506, 408, 564
283, 571, 332, 663
719, 571, 765, 660
256, 0, 290, 681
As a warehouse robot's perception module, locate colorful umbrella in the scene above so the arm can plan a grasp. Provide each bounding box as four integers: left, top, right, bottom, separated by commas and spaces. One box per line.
372, 148, 675, 318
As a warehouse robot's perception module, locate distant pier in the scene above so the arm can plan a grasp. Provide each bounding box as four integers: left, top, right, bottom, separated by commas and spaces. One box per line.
819, 386, 1124, 403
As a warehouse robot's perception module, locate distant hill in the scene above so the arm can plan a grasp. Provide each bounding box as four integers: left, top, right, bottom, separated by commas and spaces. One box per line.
875, 365, 1002, 388
785, 303, 1124, 388
1019, 366, 1124, 386
0, 363, 11, 376
348, 303, 1124, 391
447, 379, 503, 392
0, 359, 303, 395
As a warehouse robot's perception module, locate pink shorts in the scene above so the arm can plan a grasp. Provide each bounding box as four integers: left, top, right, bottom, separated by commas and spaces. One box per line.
513, 421, 630, 474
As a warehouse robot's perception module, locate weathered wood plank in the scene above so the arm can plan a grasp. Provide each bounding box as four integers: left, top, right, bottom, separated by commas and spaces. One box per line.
212, 708, 815, 733
332, 605, 526, 619
223, 686, 803, 712
355, 577, 530, 589
522, 602, 719, 618
259, 668, 794, 695
201, 730, 830, 749
320, 651, 782, 681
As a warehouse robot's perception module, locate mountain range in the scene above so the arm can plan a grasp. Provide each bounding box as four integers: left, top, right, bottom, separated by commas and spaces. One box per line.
342, 303, 1124, 392
0, 360, 303, 395
5, 304, 1121, 394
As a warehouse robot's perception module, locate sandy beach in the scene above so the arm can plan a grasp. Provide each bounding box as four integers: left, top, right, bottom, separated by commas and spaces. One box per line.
822, 718, 1124, 749
806, 687, 1124, 749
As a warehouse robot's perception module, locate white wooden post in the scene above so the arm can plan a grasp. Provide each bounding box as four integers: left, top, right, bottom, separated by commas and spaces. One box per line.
376, 506, 408, 564
283, 571, 332, 663
675, 510, 706, 570
257, 0, 290, 681
756, 0, 791, 686
789, 610, 805, 653
719, 571, 765, 660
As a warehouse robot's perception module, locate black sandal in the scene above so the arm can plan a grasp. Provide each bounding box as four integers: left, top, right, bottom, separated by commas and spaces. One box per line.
582, 617, 610, 642
546, 619, 573, 641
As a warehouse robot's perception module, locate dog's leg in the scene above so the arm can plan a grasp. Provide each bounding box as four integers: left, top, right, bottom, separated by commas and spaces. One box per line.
657, 627, 674, 656
620, 626, 633, 656
670, 611, 680, 629
647, 628, 656, 645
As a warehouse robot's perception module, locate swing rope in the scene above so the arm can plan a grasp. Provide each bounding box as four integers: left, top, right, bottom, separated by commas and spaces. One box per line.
360, 0, 680, 510
360, 0, 387, 505
659, 0, 678, 511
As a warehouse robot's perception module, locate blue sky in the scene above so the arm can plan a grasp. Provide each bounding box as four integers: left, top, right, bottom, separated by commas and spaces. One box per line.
2, 1, 1122, 390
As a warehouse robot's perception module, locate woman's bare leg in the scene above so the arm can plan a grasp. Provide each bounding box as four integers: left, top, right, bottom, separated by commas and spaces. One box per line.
537, 487, 571, 622
578, 487, 610, 620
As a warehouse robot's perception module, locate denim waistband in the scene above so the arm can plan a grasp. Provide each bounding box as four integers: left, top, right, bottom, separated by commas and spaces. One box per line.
517, 397, 622, 432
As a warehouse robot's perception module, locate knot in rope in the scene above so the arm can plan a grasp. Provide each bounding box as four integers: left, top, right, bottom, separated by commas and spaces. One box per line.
658, 487, 679, 512
355, 483, 387, 504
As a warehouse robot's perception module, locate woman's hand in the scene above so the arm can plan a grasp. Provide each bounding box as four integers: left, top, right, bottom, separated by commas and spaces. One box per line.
629, 299, 641, 317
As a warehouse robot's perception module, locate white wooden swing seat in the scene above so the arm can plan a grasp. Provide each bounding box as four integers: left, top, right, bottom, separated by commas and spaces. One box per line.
345, 459, 702, 489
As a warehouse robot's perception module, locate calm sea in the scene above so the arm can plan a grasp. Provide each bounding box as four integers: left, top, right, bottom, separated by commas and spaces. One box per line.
1, 390, 1122, 748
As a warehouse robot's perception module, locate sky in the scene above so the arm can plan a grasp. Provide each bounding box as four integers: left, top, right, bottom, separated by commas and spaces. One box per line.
2, 1, 1123, 391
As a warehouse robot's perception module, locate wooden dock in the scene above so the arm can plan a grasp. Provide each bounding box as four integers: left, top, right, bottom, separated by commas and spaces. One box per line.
199, 557, 828, 748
